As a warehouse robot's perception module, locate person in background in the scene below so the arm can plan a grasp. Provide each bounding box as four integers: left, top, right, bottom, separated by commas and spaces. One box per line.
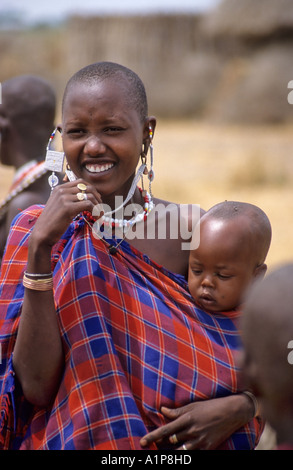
0, 74, 57, 263
241, 263, 293, 450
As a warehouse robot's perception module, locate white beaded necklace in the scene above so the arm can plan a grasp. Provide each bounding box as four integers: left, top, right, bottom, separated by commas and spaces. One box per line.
101, 189, 153, 229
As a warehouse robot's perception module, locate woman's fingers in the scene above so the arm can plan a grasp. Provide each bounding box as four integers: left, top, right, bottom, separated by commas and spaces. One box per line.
32, 179, 104, 247
50, 179, 103, 215
140, 403, 208, 450
140, 410, 187, 448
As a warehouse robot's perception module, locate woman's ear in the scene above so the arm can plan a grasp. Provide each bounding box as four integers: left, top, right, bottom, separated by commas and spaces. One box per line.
148, 116, 157, 137
143, 116, 156, 141
142, 116, 157, 155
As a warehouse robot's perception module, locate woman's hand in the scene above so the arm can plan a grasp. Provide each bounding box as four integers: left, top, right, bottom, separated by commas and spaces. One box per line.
140, 395, 255, 450
29, 179, 103, 249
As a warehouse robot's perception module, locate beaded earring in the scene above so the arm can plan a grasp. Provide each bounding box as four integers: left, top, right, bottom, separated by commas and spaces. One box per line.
44, 127, 65, 190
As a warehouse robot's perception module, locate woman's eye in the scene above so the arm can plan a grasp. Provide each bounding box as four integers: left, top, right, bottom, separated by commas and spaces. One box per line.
67, 129, 85, 136
104, 126, 125, 133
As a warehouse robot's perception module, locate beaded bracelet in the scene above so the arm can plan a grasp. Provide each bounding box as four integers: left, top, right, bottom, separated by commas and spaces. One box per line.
23, 272, 53, 291
243, 390, 260, 418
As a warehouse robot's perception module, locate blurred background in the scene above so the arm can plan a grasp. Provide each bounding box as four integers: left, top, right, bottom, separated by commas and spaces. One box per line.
0, 0, 293, 269
0, 0, 292, 449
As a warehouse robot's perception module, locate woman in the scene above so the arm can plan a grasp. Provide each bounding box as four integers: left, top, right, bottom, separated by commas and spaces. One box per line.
0, 62, 261, 450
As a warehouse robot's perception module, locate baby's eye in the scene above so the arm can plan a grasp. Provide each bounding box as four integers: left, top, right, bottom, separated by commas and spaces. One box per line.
217, 273, 233, 280
191, 269, 202, 276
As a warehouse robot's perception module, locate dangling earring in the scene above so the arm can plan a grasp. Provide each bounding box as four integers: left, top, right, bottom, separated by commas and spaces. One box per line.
148, 125, 154, 197
140, 148, 148, 194
45, 127, 65, 190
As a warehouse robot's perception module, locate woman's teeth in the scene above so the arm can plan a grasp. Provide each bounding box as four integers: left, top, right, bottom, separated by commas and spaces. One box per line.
86, 163, 114, 173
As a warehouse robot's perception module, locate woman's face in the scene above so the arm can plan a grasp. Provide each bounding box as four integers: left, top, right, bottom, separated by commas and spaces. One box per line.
61, 80, 149, 204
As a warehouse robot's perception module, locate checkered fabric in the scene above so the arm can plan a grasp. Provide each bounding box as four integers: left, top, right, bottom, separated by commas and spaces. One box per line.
0, 206, 262, 450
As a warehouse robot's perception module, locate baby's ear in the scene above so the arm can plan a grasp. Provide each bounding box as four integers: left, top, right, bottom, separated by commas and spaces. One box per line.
254, 263, 267, 280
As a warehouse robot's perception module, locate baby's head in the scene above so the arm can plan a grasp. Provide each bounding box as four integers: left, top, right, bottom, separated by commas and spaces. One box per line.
188, 201, 271, 313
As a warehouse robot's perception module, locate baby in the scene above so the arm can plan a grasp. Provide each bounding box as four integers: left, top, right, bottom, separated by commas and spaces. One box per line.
188, 200, 272, 313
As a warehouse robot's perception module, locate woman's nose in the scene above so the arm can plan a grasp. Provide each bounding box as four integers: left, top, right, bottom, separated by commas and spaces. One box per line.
84, 135, 106, 156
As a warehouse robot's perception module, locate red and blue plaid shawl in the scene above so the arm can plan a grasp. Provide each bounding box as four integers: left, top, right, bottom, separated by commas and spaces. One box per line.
0, 206, 262, 450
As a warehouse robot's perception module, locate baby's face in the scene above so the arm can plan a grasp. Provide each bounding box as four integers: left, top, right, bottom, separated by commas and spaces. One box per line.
188, 217, 257, 313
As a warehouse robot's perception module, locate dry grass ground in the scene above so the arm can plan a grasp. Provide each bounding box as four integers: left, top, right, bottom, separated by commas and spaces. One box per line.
0, 120, 291, 449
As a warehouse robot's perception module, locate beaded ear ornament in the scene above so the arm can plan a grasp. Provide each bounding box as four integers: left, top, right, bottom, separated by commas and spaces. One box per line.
44, 127, 65, 190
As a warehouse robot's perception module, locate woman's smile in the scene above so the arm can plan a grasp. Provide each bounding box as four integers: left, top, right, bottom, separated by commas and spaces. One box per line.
85, 162, 115, 174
